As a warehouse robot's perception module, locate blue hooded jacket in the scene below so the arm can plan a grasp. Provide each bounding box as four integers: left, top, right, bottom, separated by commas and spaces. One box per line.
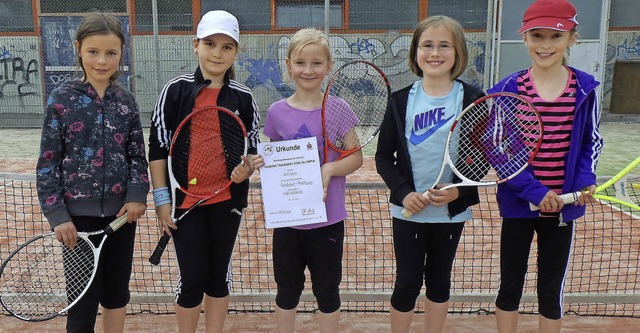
487, 67, 603, 222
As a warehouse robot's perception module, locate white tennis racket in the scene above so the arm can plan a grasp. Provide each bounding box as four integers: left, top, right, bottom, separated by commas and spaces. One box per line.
0, 214, 129, 321
401, 92, 543, 218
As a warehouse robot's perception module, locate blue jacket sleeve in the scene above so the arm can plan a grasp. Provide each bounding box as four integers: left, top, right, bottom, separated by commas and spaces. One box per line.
574, 92, 603, 191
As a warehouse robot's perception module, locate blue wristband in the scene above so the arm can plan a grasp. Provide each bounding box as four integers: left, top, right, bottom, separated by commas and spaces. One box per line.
153, 187, 171, 207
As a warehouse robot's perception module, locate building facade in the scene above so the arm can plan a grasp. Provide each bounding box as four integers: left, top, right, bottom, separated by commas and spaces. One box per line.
0, 0, 638, 127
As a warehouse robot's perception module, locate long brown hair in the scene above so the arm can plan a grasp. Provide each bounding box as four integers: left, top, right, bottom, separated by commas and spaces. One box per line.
75, 12, 125, 82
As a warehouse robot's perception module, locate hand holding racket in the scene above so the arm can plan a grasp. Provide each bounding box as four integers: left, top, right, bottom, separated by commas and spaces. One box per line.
0, 214, 128, 321
148, 106, 248, 265
322, 60, 390, 163
530, 156, 640, 211
401, 92, 543, 218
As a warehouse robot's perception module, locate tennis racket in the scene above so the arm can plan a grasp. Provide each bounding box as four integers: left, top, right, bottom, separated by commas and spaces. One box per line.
530, 156, 640, 211
401, 92, 543, 218
322, 60, 390, 162
148, 106, 248, 265
0, 214, 129, 321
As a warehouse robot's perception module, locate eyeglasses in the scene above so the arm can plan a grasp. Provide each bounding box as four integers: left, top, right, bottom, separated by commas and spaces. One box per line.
418, 43, 455, 53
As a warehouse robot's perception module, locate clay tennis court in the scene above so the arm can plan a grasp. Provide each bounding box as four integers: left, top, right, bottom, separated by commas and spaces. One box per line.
1, 154, 639, 332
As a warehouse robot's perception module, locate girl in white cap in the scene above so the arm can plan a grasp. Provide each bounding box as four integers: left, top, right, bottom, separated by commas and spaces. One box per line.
487, 1, 603, 332
148, 10, 260, 333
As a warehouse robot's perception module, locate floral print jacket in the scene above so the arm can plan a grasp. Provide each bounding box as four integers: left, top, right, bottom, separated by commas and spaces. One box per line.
36, 79, 149, 229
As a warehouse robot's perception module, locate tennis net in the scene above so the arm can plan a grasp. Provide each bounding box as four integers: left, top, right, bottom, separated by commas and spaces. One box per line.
1, 173, 639, 317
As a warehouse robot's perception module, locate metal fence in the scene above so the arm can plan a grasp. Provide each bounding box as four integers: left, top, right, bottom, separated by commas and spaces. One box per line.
1, 1, 640, 128
4, 0, 489, 128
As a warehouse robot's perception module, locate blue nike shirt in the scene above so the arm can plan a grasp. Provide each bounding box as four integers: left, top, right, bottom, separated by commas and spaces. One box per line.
390, 80, 472, 223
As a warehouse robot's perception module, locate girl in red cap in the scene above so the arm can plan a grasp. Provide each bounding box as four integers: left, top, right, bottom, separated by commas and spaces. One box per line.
487, 1, 603, 332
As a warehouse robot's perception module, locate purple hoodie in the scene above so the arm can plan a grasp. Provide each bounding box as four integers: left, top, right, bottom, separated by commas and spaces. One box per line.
487, 66, 603, 222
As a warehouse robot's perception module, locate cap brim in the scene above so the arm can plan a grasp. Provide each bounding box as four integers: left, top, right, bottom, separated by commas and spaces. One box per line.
196, 29, 239, 43
519, 18, 576, 34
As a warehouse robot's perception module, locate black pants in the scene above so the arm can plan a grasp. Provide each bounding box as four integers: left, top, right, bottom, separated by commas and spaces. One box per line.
66, 216, 136, 333
495, 217, 574, 320
172, 201, 241, 308
273, 221, 344, 313
390, 218, 464, 312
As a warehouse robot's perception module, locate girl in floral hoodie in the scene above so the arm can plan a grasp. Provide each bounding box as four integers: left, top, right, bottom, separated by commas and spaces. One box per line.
36, 12, 149, 333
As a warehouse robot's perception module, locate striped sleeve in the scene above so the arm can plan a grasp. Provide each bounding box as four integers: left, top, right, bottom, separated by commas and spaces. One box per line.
230, 80, 261, 154
148, 74, 194, 161
586, 92, 603, 173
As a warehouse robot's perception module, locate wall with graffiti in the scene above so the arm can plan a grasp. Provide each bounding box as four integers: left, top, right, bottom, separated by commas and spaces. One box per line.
126, 32, 488, 124
603, 31, 640, 112
0, 37, 43, 125
0, 28, 638, 127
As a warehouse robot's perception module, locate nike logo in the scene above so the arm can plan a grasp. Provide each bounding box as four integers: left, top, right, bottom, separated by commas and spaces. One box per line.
409, 114, 454, 145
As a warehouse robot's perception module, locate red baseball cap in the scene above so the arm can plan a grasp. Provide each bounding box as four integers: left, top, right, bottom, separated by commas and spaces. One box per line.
519, 0, 578, 34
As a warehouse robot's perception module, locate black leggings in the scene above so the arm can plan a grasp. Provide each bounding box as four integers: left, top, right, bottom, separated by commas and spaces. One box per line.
273, 222, 344, 313
390, 218, 464, 312
172, 201, 242, 308
495, 217, 574, 320
66, 216, 136, 333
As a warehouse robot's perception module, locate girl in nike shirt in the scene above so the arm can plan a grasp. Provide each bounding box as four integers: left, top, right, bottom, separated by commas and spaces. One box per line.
375, 16, 484, 333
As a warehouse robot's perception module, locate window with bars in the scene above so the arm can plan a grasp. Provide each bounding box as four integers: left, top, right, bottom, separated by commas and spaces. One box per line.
133, 0, 193, 33
1, 0, 35, 32
609, 0, 640, 29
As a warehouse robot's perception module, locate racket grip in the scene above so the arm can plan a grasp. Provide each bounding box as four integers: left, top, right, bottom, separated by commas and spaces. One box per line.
529, 191, 582, 211
400, 191, 432, 219
148, 233, 171, 265
400, 208, 413, 219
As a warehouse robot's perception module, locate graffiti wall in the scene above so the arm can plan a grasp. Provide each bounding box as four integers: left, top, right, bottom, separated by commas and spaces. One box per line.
1, 27, 638, 127
603, 31, 640, 110
0, 37, 43, 122
128, 32, 487, 125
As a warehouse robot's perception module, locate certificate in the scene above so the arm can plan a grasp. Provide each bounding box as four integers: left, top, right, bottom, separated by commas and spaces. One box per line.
258, 137, 327, 228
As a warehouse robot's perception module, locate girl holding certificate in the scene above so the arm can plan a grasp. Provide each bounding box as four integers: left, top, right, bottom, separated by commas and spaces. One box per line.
253, 28, 363, 333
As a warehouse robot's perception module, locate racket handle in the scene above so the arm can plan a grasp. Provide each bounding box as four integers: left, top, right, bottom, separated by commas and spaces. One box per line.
400, 191, 432, 219
148, 233, 171, 265
529, 191, 582, 211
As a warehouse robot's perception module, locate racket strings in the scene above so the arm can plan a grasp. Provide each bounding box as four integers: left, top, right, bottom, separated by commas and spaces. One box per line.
607, 174, 640, 206
0, 235, 95, 320
325, 64, 388, 151
451, 96, 541, 181
171, 108, 246, 197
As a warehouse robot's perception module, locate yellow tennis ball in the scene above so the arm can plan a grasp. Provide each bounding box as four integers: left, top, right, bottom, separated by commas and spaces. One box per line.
189, 178, 197, 185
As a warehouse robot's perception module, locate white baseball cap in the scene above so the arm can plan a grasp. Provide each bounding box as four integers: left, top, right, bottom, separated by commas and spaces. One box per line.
196, 10, 240, 43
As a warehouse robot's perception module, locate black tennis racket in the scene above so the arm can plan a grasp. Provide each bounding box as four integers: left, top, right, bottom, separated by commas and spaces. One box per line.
148, 106, 248, 265
0, 214, 129, 321
322, 60, 390, 162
